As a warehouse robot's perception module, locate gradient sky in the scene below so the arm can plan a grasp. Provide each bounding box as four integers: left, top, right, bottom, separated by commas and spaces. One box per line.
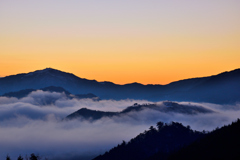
1, 0, 240, 84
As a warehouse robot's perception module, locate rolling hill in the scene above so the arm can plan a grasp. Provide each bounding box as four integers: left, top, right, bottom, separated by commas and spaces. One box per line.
1, 86, 99, 100
65, 101, 214, 121
0, 68, 239, 104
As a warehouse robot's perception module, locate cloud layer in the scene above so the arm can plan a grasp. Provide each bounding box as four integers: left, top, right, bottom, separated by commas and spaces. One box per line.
0, 91, 240, 160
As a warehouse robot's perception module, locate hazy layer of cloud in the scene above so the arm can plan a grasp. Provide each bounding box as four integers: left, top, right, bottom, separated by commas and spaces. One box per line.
0, 91, 151, 121
0, 91, 240, 160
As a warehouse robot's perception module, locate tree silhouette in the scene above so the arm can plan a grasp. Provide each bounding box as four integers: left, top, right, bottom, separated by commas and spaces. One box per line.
168, 119, 240, 160
156, 121, 164, 130
6, 155, 11, 160
29, 153, 39, 160
93, 121, 204, 160
17, 155, 23, 160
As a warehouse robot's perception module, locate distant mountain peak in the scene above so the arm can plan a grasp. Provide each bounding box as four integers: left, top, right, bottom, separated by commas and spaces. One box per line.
23, 68, 77, 80
0, 68, 240, 103
66, 101, 214, 121
41, 67, 57, 72
1, 86, 99, 101
27, 67, 60, 75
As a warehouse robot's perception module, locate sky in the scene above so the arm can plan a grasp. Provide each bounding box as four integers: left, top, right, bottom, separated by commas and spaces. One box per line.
1, 0, 240, 84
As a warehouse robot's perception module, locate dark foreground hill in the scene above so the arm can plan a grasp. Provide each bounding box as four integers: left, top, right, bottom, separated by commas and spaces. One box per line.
0, 68, 240, 103
93, 119, 240, 160
168, 119, 240, 160
93, 122, 205, 160
65, 101, 214, 121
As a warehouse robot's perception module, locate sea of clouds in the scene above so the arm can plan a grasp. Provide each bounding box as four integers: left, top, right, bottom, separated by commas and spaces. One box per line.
0, 90, 240, 160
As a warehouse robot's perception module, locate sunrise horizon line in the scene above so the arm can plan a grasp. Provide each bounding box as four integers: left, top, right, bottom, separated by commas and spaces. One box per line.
1, 67, 239, 86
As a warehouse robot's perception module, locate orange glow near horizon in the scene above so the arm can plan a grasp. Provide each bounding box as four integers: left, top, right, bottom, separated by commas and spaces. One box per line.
0, 1, 240, 84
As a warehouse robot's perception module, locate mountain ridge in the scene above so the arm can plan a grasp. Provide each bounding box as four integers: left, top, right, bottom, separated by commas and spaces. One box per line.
93, 119, 240, 160
2, 67, 240, 86
93, 121, 206, 160
1, 86, 99, 100
0, 68, 239, 103
65, 101, 214, 121
167, 119, 240, 160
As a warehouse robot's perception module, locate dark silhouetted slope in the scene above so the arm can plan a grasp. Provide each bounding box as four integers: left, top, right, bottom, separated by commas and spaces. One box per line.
2, 88, 35, 99
65, 101, 213, 121
168, 119, 240, 160
66, 108, 117, 120
1, 86, 70, 98
0, 68, 100, 95
93, 122, 205, 160
1, 68, 240, 103
1, 86, 99, 100
93, 119, 240, 160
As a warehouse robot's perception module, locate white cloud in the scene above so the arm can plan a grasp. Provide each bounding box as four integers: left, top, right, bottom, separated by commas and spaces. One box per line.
0, 91, 240, 160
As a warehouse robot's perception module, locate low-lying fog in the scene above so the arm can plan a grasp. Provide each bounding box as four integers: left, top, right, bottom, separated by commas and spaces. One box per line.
0, 91, 239, 160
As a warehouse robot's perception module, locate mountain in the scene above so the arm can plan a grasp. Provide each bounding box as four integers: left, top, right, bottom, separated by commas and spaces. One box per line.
66, 108, 117, 120
1, 86, 99, 100
93, 121, 205, 160
93, 119, 240, 160
168, 119, 240, 160
65, 101, 214, 121
1, 86, 68, 99
0, 68, 240, 104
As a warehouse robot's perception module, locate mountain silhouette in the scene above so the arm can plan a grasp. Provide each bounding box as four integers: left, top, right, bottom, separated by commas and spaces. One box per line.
93, 121, 205, 160
93, 119, 240, 160
66, 108, 117, 120
168, 119, 240, 160
0, 68, 240, 104
1, 86, 99, 100
65, 101, 214, 121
